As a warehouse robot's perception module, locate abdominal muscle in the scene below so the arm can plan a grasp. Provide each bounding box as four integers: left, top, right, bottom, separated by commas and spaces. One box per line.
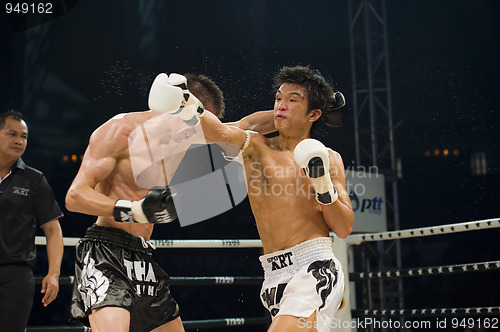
248, 173, 330, 254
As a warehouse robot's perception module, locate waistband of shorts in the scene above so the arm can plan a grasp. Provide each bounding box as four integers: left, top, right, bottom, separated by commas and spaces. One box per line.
82, 224, 150, 251
259, 237, 335, 277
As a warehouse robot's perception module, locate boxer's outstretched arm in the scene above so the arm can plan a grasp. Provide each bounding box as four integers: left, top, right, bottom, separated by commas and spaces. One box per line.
226, 110, 275, 135
200, 110, 248, 149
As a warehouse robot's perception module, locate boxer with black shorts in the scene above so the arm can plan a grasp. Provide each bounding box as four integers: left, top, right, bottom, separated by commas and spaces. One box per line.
70, 225, 180, 331
66, 74, 274, 332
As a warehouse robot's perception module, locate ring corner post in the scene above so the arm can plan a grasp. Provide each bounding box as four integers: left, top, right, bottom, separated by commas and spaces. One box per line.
332, 234, 354, 331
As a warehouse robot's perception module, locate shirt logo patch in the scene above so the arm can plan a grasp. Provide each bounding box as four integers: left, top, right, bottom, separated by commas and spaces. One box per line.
12, 186, 29, 196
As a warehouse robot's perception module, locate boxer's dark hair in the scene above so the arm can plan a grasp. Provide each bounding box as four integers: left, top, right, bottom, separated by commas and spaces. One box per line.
185, 73, 225, 119
273, 65, 335, 132
0, 110, 24, 129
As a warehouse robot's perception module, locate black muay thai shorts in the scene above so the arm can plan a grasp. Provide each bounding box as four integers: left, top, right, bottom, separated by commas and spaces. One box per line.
69, 224, 180, 332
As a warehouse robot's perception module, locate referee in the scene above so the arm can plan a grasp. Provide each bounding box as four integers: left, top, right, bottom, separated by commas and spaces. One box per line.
0, 110, 64, 332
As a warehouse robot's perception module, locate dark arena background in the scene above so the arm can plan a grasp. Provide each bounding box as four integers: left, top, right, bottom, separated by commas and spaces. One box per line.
1, 0, 499, 331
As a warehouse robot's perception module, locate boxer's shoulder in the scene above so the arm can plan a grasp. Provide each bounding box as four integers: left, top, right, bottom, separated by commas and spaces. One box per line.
89, 113, 143, 157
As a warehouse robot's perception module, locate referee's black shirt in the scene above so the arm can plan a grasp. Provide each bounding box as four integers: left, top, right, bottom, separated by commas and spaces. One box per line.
0, 158, 63, 267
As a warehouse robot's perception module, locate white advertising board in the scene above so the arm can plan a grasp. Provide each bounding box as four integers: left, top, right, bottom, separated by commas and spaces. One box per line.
345, 170, 387, 233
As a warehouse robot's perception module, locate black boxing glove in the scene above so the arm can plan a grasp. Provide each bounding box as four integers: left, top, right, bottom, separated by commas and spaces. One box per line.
324, 91, 347, 128
114, 187, 177, 223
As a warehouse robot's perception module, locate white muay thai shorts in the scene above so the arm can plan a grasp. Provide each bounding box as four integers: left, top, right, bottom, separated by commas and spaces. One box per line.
259, 237, 344, 332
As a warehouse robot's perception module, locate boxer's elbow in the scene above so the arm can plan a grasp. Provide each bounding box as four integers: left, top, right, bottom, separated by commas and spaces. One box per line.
65, 186, 83, 213
336, 221, 353, 239
327, 209, 354, 239
339, 210, 355, 238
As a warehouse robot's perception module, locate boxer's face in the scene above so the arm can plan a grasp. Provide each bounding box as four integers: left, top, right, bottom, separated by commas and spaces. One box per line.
274, 83, 319, 131
0, 117, 28, 160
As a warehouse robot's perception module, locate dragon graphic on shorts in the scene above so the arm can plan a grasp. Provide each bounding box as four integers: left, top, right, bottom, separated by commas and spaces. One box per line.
78, 252, 110, 311
307, 259, 338, 310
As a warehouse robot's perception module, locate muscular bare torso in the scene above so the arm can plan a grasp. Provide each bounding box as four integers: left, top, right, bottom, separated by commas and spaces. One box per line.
92, 112, 155, 238
244, 135, 331, 254
68, 111, 200, 239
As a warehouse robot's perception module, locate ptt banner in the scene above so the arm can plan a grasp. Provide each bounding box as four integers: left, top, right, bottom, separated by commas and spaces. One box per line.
345, 170, 387, 232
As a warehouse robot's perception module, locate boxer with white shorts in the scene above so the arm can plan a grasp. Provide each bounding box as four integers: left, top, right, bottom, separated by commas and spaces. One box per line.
167, 65, 354, 331
260, 237, 344, 332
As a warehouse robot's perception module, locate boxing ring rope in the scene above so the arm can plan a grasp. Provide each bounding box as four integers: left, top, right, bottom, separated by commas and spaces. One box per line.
34, 275, 264, 286
346, 217, 500, 328
352, 306, 500, 318
27, 316, 271, 331
30, 217, 499, 330
351, 260, 500, 280
34, 218, 499, 248
35, 237, 264, 248
35, 258, 500, 286
345, 217, 499, 245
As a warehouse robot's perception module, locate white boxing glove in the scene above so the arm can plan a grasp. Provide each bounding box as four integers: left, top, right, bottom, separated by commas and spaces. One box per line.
294, 138, 338, 205
148, 73, 184, 113
167, 73, 205, 126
